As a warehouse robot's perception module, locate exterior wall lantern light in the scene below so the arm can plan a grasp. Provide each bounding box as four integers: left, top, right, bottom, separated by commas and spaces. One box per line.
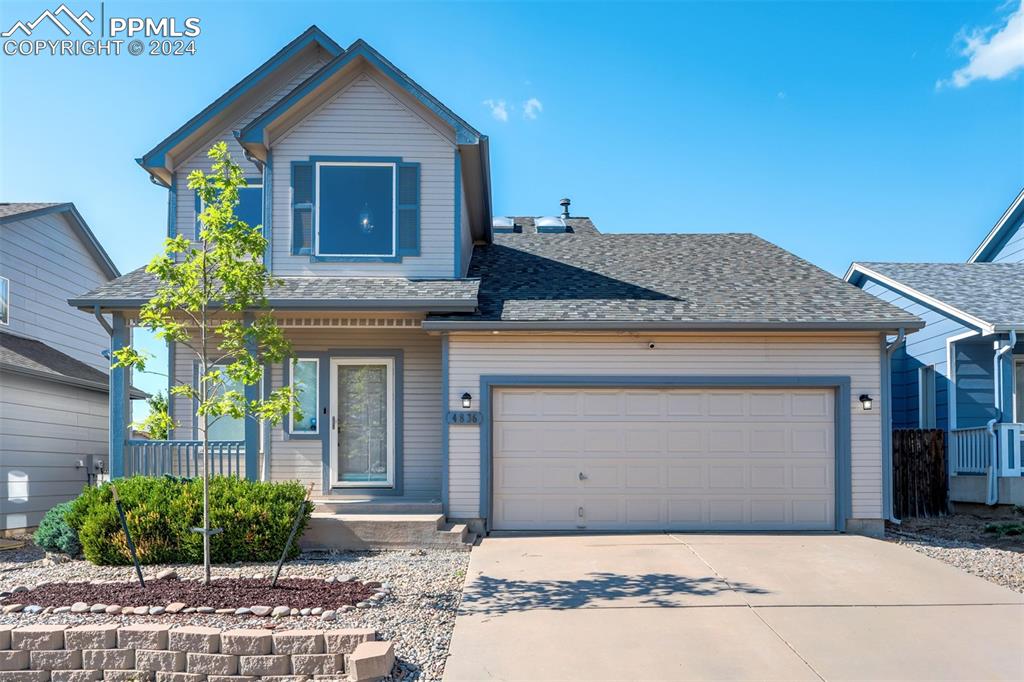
461, 392, 473, 409
859, 394, 873, 410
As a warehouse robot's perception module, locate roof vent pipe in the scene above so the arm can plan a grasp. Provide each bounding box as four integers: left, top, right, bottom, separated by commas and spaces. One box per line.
559, 197, 571, 219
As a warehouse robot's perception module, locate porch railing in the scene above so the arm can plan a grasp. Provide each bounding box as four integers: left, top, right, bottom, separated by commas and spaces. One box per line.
125, 439, 246, 478
951, 424, 1023, 476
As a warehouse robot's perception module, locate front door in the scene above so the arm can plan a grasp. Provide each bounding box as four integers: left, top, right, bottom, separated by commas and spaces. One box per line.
330, 358, 395, 487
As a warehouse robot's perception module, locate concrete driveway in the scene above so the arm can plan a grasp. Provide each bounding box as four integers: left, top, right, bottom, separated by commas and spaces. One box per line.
443, 534, 1024, 681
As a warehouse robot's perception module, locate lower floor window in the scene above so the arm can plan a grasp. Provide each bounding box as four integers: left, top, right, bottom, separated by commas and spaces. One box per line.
207, 365, 245, 441
331, 358, 395, 487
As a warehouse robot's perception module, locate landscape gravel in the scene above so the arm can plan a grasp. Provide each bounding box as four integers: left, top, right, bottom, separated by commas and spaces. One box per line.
0, 541, 470, 681
887, 529, 1024, 593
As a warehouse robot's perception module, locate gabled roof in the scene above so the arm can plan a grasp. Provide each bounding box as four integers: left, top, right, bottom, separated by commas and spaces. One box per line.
969, 188, 1024, 263
237, 38, 482, 150
70, 266, 480, 313
0, 330, 146, 398
423, 233, 923, 332
137, 26, 344, 185
0, 202, 119, 280
845, 261, 1024, 334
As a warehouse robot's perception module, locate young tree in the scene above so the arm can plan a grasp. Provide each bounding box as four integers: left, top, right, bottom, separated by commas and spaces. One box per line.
114, 142, 298, 584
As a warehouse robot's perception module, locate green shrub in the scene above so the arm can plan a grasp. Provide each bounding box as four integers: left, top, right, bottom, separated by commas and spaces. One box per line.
33, 502, 81, 556
67, 476, 311, 566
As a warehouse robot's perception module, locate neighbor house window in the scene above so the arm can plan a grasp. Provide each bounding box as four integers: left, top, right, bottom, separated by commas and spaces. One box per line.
196, 182, 263, 236
291, 358, 319, 434
0, 276, 8, 325
919, 365, 936, 429
291, 159, 419, 258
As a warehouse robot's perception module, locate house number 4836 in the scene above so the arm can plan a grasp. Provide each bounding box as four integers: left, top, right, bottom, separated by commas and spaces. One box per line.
447, 411, 481, 425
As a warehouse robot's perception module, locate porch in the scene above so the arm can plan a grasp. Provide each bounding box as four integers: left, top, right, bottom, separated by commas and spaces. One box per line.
950, 424, 1024, 505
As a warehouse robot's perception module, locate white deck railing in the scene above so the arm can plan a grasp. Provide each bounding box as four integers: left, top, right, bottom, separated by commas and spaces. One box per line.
951, 424, 1023, 476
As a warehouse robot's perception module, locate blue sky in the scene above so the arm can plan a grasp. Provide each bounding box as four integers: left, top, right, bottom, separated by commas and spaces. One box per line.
2, 0, 1023, 406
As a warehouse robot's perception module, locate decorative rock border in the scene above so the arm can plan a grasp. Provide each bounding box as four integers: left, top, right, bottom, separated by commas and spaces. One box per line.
1, 574, 392, 621
0, 623, 394, 681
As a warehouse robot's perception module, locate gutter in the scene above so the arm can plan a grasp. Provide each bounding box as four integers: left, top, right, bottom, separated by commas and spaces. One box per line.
73, 298, 480, 313
882, 328, 906, 523
986, 329, 1017, 505
421, 319, 925, 333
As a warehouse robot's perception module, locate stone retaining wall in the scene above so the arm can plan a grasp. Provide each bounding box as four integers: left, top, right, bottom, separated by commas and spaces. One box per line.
0, 623, 394, 681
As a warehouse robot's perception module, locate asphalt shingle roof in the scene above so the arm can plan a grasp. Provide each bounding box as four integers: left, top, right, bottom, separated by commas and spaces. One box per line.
0, 330, 109, 388
71, 267, 480, 310
0, 203, 61, 219
427, 233, 922, 329
856, 262, 1024, 327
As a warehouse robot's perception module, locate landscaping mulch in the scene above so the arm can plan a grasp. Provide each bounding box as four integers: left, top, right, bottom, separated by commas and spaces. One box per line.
2, 576, 379, 610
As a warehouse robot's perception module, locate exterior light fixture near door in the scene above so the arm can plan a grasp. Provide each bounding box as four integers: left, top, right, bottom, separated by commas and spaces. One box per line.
461, 392, 473, 409
859, 394, 873, 410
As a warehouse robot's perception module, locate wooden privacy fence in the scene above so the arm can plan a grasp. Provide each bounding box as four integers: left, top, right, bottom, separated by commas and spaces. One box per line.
892, 429, 947, 519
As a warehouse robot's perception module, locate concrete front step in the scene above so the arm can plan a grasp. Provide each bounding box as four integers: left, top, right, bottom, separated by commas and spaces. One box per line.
310, 498, 443, 514
301, 512, 474, 551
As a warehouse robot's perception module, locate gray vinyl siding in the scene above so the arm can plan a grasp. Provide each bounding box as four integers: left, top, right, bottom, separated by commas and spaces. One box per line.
989, 214, 1024, 263
0, 211, 111, 371
173, 52, 330, 243
860, 279, 968, 431
445, 332, 884, 521
270, 71, 457, 277
171, 327, 442, 499
0, 372, 106, 530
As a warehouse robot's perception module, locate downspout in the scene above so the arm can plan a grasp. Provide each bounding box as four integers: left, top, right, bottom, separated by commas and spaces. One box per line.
92, 305, 113, 336
986, 330, 1017, 505
883, 328, 906, 522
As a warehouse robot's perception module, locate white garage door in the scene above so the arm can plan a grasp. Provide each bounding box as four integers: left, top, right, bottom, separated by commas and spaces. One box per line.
491, 387, 835, 531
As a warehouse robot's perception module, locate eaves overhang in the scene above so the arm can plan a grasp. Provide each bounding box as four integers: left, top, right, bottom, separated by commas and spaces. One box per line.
845, 262, 996, 335
421, 319, 925, 334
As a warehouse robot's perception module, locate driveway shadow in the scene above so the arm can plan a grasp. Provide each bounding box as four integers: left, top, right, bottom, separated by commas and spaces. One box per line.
460, 572, 768, 614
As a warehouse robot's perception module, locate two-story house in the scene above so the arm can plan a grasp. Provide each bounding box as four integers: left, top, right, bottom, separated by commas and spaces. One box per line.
846, 189, 1024, 508
0, 203, 123, 531
71, 27, 921, 543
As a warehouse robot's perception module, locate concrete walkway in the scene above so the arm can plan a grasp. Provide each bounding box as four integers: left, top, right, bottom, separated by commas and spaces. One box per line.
443, 534, 1024, 681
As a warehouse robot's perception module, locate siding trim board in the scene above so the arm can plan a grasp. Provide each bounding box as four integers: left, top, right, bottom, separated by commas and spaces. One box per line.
441, 333, 450, 512
475, 374, 853, 532
969, 189, 1024, 263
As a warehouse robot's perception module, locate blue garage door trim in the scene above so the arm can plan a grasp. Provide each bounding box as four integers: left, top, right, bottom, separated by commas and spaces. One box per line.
477, 375, 852, 532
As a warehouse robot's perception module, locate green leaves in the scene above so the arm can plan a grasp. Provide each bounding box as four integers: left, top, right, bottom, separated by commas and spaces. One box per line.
129, 143, 294, 438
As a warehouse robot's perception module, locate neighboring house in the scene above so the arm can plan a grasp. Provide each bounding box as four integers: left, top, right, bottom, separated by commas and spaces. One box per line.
0, 203, 121, 531
846, 189, 1024, 507
70, 26, 921, 538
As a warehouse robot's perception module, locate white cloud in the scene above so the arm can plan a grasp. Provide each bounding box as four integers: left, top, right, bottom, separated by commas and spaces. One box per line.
940, 0, 1024, 88
483, 99, 509, 122
523, 97, 543, 119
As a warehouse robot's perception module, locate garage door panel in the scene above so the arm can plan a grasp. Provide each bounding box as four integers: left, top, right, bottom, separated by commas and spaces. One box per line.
492, 387, 836, 531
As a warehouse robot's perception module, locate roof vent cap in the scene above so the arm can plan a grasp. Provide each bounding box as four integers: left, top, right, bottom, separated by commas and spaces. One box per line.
559, 197, 571, 219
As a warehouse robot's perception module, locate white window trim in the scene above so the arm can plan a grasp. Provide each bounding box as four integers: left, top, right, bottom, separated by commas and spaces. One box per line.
1011, 358, 1019, 421
290, 357, 320, 435
329, 357, 396, 488
918, 365, 936, 429
0, 275, 8, 326
314, 162, 397, 258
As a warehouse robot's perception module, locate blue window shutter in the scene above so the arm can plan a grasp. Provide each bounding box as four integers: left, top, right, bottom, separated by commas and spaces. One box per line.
397, 162, 420, 256
292, 162, 314, 254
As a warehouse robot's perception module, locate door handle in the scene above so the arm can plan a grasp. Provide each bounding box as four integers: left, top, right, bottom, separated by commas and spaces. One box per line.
578, 472, 587, 481
332, 415, 337, 430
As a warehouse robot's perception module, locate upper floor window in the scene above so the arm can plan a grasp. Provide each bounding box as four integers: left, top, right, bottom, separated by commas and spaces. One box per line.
196, 181, 263, 235
291, 158, 419, 260
0, 276, 8, 325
